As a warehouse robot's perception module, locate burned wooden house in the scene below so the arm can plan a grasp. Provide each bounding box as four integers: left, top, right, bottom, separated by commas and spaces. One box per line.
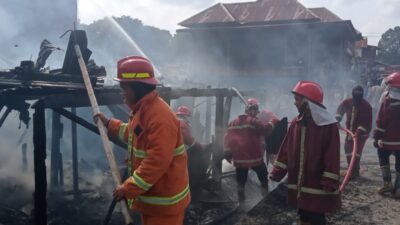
176, 0, 362, 88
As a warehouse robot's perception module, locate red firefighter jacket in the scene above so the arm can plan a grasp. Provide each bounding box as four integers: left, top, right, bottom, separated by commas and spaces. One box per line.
373, 96, 400, 151
107, 91, 190, 216
336, 98, 372, 135
224, 115, 274, 168
270, 116, 341, 213
179, 119, 202, 150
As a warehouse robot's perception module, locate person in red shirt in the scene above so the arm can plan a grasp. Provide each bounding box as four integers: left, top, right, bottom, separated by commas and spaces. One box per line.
336, 86, 372, 178
373, 72, 400, 197
224, 98, 276, 200
270, 81, 341, 225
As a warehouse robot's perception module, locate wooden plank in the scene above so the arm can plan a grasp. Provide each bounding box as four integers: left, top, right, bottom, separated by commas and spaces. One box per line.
52, 107, 127, 150
33, 102, 47, 225
71, 108, 79, 198
213, 95, 225, 183
50, 111, 62, 187
74, 42, 133, 224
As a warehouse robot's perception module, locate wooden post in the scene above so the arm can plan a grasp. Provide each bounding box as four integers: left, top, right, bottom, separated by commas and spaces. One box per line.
33, 102, 47, 225
21, 143, 28, 172
213, 95, 224, 183
50, 111, 63, 187
0, 107, 11, 128
71, 108, 79, 198
205, 86, 212, 143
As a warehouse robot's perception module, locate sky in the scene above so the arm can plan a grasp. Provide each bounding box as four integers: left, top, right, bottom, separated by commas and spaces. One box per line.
78, 0, 400, 45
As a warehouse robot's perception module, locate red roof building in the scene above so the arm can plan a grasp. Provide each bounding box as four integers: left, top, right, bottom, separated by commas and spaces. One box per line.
175, 0, 362, 88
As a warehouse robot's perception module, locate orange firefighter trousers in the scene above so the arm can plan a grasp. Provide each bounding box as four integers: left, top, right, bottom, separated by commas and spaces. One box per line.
141, 212, 185, 225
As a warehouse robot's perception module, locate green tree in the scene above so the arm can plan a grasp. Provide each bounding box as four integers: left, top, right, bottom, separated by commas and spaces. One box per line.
378, 26, 400, 65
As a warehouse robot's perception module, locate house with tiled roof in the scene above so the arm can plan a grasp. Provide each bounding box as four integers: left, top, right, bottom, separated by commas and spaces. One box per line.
175, 0, 362, 88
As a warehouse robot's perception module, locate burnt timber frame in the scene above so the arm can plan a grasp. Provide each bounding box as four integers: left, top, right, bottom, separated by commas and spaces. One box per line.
27, 86, 254, 225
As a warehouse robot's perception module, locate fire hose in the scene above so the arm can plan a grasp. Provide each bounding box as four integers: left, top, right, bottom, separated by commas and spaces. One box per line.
339, 127, 357, 193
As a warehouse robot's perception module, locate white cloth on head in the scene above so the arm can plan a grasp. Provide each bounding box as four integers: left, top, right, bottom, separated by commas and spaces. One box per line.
307, 100, 337, 126
389, 88, 400, 100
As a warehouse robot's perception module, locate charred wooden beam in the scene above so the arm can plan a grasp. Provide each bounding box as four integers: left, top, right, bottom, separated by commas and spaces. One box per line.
52, 107, 127, 150
50, 111, 63, 187
0, 107, 11, 128
71, 108, 79, 199
33, 101, 47, 225
213, 95, 225, 184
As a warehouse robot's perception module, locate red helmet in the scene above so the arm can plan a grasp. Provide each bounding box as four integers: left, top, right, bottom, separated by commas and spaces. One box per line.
292, 81, 324, 105
385, 72, 400, 88
114, 56, 160, 85
247, 98, 259, 106
176, 105, 191, 116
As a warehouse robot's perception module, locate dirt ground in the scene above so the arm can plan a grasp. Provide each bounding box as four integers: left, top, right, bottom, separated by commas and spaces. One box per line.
1, 136, 399, 225
236, 137, 400, 225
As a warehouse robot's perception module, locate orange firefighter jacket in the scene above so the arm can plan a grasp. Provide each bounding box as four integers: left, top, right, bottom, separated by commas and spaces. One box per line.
107, 91, 190, 216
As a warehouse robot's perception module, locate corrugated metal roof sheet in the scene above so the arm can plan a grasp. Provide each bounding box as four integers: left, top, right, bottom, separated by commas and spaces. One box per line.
309, 7, 342, 22
180, 0, 320, 27
179, 3, 237, 27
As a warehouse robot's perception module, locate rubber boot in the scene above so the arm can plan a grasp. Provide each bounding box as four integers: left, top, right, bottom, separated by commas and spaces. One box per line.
378, 166, 393, 194
393, 173, 400, 198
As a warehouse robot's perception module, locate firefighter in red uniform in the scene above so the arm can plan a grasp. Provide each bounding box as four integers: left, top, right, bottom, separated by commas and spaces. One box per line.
94, 56, 190, 225
270, 81, 341, 225
336, 86, 372, 178
224, 98, 276, 200
175, 105, 204, 151
373, 72, 400, 197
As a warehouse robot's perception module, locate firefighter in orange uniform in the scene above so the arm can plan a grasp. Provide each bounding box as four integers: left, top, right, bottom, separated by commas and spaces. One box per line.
270, 81, 341, 225
94, 56, 190, 225
224, 98, 276, 200
336, 86, 372, 178
373, 72, 400, 197
175, 105, 204, 151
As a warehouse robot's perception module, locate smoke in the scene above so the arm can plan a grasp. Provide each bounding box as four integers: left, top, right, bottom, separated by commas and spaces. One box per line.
0, 0, 77, 69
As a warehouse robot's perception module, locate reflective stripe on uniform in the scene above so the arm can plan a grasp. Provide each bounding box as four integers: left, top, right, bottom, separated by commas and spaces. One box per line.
121, 72, 151, 78
132, 171, 153, 191
376, 127, 386, 132
390, 102, 400, 107
357, 126, 367, 132
381, 141, 400, 146
322, 171, 340, 181
274, 161, 287, 170
297, 126, 306, 198
233, 157, 263, 164
133, 144, 186, 158
118, 123, 128, 142
287, 184, 339, 195
228, 125, 255, 130
137, 185, 190, 205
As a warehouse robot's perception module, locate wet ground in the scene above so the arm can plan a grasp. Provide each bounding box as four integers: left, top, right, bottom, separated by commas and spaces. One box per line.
234, 136, 400, 225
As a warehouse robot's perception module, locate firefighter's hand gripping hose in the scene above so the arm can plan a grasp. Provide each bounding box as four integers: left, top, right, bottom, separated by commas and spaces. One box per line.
339, 127, 357, 193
